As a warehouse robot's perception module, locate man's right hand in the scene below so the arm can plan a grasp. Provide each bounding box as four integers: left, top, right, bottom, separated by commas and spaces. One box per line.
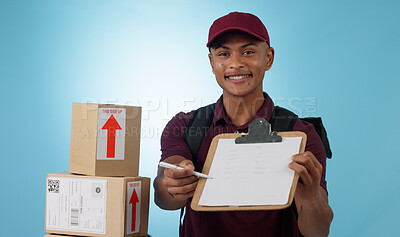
154, 156, 199, 210
162, 159, 199, 201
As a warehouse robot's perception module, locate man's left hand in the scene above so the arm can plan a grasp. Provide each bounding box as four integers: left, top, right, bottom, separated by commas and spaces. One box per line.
288, 151, 324, 206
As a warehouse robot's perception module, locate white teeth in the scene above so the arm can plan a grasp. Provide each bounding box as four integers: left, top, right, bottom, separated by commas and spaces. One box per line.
228, 75, 248, 80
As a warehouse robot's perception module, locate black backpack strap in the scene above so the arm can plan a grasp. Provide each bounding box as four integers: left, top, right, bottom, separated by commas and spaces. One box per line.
179, 206, 185, 235
181, 103, 215, 236
184, 103, 216, 163
270, 106, 298, 132
271, 106, 332, 159
300, 117, 332, 158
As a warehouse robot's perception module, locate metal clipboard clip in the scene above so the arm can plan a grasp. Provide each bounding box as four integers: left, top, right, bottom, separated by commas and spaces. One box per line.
235, 118, 282, 144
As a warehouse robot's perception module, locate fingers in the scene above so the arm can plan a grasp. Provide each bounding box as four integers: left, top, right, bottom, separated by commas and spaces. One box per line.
179, 159, 196, 169
163, 173, 199, 187
166, 180, 199, 200
163, 174, 199, 200
303, 151, 323, 172
289, 151, 322, 186
164, 160, 195, 179
162, 159, 199, 200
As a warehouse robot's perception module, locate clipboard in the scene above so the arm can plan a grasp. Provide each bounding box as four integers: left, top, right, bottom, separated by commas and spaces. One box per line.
191, 118, 307, 211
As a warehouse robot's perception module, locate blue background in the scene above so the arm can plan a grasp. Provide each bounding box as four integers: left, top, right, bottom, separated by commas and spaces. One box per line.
1, 0, 399, 236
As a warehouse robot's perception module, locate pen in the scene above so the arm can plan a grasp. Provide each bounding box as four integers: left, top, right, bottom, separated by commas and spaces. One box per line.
159, 161, 213, 179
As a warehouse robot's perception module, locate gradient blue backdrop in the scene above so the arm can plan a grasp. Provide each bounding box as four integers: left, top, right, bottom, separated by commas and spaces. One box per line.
1, 0, 399, 236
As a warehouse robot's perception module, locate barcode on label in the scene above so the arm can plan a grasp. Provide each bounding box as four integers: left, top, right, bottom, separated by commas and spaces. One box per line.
47, 179, 59, 193
70, 208, 79, 227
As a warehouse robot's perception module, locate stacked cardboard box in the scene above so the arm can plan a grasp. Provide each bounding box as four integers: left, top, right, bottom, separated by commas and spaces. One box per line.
44, 235, 76, 237
45, 103, 150, 237
44, 235, 80, 237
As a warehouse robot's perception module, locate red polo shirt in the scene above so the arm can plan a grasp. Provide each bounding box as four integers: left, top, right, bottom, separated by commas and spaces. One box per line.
160, 93, 327, 237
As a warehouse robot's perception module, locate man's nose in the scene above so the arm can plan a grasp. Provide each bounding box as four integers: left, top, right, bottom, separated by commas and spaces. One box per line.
229, 53, 244, 69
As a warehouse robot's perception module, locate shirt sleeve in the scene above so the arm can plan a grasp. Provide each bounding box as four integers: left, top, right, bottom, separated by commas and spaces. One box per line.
160, 111, 195, 162
292, 118, 328, 192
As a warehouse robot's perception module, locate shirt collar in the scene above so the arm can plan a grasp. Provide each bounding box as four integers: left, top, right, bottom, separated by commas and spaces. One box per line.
212, 92, 275, 129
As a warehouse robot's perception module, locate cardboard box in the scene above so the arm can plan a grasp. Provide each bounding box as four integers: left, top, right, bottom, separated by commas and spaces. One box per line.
44, 235, 80, 237
44, 235, 76, 237
44, 235, 151, 237
69, 103, 141, 176
44, 235, 152, 237
45, 173, 150, 237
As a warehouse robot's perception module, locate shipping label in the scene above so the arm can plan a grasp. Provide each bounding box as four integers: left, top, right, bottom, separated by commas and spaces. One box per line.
97, 108, 126, 160
126, 181, 141, 234
46, 176, 107, 234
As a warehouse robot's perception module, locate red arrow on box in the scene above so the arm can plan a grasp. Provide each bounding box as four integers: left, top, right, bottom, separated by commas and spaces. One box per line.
129, 188, 139, 232
101, 114, 122, 158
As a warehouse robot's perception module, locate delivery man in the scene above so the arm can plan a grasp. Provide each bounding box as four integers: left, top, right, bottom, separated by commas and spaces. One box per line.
154, 12, 333, 237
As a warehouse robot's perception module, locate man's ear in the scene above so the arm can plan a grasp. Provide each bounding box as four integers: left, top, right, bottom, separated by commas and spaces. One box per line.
208, 53, 215, 74
265, 47, 275, 71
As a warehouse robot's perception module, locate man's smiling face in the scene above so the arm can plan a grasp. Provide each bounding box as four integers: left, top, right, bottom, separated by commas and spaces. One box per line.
208, 31, 274, 98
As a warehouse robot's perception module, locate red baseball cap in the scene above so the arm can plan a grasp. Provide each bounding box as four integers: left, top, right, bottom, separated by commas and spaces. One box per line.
206, 12, 270, 48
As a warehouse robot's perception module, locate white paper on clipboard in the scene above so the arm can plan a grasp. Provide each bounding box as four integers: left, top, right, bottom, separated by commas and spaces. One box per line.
198, 136, 302, 206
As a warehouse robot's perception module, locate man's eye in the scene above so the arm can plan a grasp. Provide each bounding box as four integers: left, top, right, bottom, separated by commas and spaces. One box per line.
217, 52, 229, 57
243, 50, 255, 55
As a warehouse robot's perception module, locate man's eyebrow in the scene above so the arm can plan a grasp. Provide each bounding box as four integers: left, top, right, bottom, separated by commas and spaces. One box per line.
214, 45, 230, 50
240, 43, 257, 48
214, 43, 257, 50
215, 42, 257, 49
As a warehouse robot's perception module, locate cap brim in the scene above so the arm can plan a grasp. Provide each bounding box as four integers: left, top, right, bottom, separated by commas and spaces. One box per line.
206, 26, 268, 47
